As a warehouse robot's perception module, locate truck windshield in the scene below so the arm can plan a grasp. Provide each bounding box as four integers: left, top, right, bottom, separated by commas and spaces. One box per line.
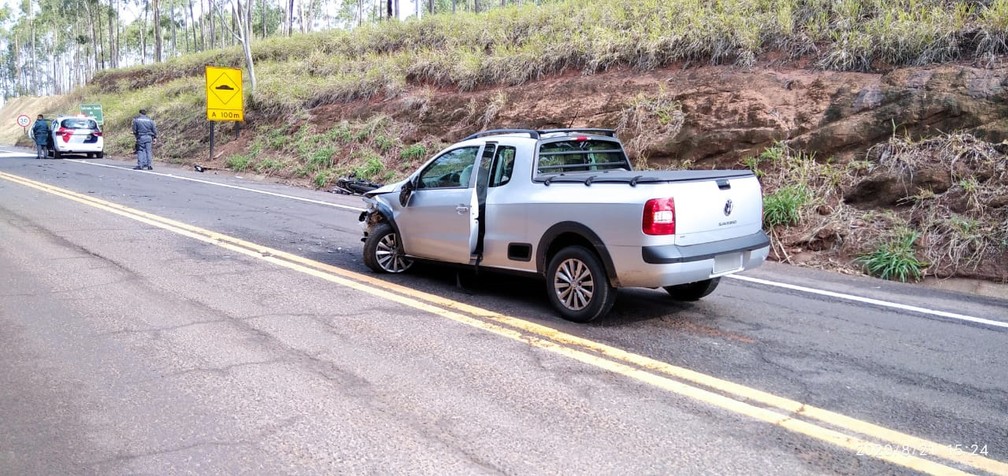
537, 139, 630, 174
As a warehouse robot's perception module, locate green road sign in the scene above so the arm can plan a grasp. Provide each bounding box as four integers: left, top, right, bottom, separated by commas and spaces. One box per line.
81, 104, 104, 125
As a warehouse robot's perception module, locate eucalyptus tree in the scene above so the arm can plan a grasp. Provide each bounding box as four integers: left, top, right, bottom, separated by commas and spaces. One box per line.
211, 0, 256, 91
107, 0, 121, 68
153, 0, 162, 61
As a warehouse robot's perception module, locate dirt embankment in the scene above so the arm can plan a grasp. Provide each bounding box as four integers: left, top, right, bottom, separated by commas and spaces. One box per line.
3, 62, 1006, 287
0, 96, 77, 146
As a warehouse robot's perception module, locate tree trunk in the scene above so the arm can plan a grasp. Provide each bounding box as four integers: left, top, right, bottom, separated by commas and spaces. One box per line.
187, 0, 196, 51
201, 0, 207, 49
110, 0, 120, 68
171, 3, 178, 57
235, 0, 257, 92
206, 0, 214, 50
287, 0, 294, 35
12, 33, 22, 95
87, 2, 100, 71
30, 16, 37, 94
140, 1, 148, 64
154, 0, 162, 62
51, 53, 57, 95
96, 1, 106, 70
298, 1, 305, 33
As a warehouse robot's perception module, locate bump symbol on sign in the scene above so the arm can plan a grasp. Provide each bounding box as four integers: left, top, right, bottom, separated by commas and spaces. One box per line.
211, 73, 239, 106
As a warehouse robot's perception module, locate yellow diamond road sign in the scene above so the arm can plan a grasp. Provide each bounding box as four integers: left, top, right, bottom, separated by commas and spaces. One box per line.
205, 66, 244, 122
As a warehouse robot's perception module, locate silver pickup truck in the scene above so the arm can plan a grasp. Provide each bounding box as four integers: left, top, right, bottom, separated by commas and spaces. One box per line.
360, 128, 769, 322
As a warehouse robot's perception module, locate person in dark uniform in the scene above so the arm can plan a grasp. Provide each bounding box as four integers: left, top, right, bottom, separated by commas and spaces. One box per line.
29, 114, 49, 160
131, 109, 158, 170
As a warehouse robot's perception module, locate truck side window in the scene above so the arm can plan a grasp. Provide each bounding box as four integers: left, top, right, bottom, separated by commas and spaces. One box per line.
417, 146, 479, 189
490, 147, 516, 187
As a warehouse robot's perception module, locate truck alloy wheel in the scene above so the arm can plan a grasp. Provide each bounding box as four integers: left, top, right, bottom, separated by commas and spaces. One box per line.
363, 222, 413, 274
546, 246, 616, 322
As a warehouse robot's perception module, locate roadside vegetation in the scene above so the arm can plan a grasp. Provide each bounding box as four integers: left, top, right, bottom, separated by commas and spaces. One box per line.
219, 115, 444, 188
738, 134, 1008, 282
72, 0, 1008, 158
15, 0, 1007, 282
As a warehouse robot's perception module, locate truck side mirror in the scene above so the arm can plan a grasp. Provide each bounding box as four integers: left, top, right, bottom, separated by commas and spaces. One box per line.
399, 177, 416, 207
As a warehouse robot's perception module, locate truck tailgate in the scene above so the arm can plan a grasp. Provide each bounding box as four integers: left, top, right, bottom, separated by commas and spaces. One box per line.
535, 169, 764, 246
669, 173, 763, 246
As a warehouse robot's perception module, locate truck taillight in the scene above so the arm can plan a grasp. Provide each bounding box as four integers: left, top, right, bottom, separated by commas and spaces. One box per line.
642, 197, 676, 235
92, 130, 102, 137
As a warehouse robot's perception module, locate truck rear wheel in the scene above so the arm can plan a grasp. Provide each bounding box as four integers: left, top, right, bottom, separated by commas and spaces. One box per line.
663, 278, 720, 301
363, 222, 413, 274
546, 246, 616, 322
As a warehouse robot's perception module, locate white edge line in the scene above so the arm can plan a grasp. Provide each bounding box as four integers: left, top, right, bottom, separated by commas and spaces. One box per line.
71, 159, 366, 212
60, 158, 1007, 330
727, 274, 1008, 329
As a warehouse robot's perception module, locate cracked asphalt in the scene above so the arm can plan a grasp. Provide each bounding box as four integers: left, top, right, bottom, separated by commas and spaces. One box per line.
1, 154, 1006, 475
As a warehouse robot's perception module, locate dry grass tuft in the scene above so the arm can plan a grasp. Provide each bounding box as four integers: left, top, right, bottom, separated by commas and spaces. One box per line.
737, 133, 1007, 281
868, 133, 1008, 278
616, 87, 685, 161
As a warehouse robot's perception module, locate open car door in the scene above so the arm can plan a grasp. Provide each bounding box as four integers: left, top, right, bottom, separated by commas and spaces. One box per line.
393, 145, 483, 265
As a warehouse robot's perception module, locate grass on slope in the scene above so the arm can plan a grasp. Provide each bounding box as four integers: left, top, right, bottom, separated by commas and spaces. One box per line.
745, 134, 1008, 282
47, 0, 1008, 280
73, 0, 1008, 173
91, 0, 1008, 102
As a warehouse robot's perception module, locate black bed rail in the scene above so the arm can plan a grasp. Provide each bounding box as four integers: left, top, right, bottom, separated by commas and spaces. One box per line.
462, 128, 618, 141
538, 128, 616, 137
462, 129, 541, 141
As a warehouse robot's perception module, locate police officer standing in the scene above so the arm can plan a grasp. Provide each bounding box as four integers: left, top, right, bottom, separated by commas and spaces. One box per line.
29, 114, 49, 160
132, 109, 158, 170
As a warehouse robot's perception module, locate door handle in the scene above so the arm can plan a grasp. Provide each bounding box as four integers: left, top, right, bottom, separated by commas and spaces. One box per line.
456, 205, 469, 214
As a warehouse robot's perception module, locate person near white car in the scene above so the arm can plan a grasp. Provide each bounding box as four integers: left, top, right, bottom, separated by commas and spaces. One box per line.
29, 114, 49, 160
131, 109, 158, 170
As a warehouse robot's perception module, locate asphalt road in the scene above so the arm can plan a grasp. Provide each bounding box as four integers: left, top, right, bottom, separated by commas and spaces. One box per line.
1, 151, 1006, 475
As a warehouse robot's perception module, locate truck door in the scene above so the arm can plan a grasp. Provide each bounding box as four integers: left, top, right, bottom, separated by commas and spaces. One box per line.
395, 145, 481, 264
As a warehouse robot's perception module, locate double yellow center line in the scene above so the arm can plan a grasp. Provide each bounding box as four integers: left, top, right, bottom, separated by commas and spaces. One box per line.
2, 170, 1004, 476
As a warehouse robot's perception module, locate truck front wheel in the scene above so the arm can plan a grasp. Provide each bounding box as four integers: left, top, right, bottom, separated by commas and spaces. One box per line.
546, 246, 616, 323
363, 222, 413, 274
663, 278, 720, 301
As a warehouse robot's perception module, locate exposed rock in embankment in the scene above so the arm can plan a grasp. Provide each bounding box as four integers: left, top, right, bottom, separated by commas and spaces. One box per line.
316, 63, 1007, 170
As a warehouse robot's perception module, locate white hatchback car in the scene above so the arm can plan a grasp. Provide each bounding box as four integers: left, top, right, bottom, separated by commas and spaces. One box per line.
48, 116, 104, 159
